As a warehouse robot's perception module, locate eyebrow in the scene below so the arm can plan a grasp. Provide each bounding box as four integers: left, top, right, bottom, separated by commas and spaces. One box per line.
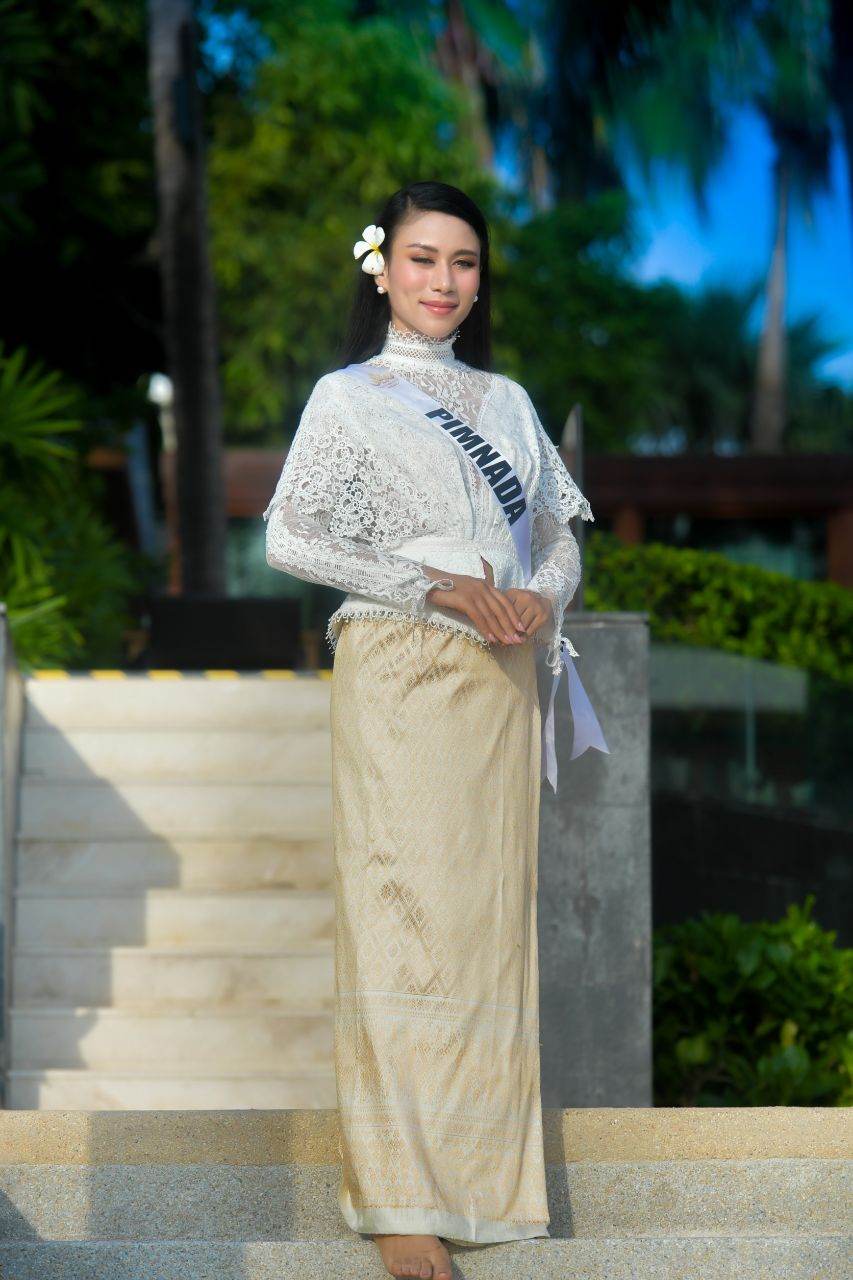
405, 242, 480, 258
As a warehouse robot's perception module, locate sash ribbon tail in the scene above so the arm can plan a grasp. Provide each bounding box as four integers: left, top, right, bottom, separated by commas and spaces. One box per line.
541, 636, 610, 793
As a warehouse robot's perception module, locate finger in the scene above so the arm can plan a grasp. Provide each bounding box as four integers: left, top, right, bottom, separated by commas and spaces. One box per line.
468, 601, 498, 644
510, 595, 536, 624
526, 602, 548, 631
488, 588, 526, 635
474, 599, 512, 645
486, 586, 524, 628
485, 598, 525, 644
481, 580, 528, 635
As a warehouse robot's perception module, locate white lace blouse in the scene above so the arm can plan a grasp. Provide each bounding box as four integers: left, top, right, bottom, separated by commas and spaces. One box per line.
263, 318, 595, 674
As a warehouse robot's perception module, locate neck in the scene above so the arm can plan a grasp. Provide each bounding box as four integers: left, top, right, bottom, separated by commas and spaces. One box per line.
374, 316, 460, 366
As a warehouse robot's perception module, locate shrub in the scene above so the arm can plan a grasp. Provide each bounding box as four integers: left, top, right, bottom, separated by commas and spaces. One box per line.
653, 896, 852, 1106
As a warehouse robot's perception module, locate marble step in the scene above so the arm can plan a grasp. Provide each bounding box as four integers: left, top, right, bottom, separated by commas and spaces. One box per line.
25, 674, 330, 731
23, 727, 331, 783
6, 1069, 338, 1110
12, 945, 334, 1009
14, 888, 334, 948
0, 1152, 845, 1239
10, 1007, 333, 1070
16, 837, 333, 892
18, 780, 331, 839
0, 1237, 844, 1280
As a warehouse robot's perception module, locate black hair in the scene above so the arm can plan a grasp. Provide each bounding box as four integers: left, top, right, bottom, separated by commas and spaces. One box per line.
334, 180, 492, 371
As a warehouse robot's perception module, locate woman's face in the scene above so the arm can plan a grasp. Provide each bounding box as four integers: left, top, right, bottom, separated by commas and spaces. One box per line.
375, 210, 481, 338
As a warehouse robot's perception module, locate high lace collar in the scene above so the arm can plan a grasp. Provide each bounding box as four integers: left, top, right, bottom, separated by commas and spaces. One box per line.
369, 317, 460, 368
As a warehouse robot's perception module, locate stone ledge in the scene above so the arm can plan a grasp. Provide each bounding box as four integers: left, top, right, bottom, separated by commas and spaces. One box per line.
2, 1106, 849, 1165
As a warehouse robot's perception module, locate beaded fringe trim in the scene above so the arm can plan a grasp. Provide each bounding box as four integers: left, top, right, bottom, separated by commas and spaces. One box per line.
325, 606, 565, 674
325, 607, 491, 657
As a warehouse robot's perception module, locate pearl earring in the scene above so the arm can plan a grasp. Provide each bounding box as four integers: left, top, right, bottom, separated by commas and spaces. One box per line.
474, 294, 478, 301
376, 285, 386, 294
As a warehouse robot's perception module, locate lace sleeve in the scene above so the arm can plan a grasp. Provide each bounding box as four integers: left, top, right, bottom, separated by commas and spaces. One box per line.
521, 391, 595, 673
263, 377, 454, 612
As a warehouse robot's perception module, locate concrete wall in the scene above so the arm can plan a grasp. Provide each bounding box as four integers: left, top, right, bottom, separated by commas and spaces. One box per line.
0, 606, 25, 1108
537, 611, 651, 1107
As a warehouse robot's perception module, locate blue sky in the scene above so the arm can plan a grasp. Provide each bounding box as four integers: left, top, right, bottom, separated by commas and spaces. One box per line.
622, 107, 853, 388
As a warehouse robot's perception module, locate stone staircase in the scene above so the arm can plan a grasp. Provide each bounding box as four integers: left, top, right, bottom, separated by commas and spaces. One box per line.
0, 1107, 848, 1278
8, 671, 338, 1110
3, 671, 851, 1275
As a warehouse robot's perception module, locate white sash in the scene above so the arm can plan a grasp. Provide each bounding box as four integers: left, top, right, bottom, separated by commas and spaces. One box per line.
341, 361, 609, 791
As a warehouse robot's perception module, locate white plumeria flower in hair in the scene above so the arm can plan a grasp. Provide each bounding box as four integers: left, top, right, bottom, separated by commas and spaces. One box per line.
353, 224, 385, 275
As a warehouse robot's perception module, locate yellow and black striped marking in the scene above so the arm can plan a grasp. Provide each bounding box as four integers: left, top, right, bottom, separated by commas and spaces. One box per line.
31, 669, 334, 681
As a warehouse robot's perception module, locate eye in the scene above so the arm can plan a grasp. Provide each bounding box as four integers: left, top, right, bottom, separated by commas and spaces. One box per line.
413, 256, 476, 268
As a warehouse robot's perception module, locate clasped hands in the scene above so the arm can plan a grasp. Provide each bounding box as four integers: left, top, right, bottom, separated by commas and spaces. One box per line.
424, 556, 551, 647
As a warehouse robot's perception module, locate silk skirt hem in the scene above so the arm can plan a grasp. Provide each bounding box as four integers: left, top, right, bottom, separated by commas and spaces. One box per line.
339, 1185, 551, 1244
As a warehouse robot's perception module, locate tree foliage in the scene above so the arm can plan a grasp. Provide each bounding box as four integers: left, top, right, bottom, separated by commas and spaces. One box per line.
206, 8, 500, 432
0, 0, 161, 424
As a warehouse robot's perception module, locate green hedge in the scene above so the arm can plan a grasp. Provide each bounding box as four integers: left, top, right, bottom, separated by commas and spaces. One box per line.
585, 531, 853, 687
653, 897, 852, 1106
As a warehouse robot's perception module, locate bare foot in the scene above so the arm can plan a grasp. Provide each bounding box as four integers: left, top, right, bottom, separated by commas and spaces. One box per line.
372, 1233, 452, 1279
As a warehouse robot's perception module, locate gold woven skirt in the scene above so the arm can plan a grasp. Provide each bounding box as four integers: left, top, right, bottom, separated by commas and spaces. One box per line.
329, 615, 550, 1245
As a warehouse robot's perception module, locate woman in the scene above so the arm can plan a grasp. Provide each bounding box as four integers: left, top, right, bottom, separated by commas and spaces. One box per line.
263, 181, 594, 1280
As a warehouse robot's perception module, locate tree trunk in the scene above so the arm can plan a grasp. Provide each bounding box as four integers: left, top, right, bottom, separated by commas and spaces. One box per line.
830, 0, 853, 260
433, 0, 495, 171
147, 0, 226, 595
750, 154, 789, 453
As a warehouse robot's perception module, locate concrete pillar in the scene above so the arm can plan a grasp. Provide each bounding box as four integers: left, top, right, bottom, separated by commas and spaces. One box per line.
537, 611, 652, 1106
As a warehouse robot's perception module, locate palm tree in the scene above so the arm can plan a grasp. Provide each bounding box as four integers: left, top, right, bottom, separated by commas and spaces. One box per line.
585, 0, 832, 453
348, 0, 683, 206
829, 0, 853, 255
748, 1, 831, 451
